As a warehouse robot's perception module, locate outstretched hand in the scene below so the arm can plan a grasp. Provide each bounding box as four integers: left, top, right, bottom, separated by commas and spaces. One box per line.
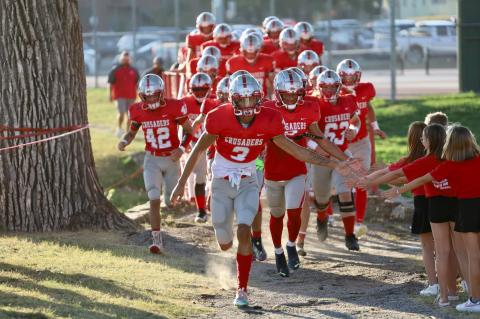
381, 186, 400, 199
374, 129, 387, 139
355, 177, 371, 190
170, 182, 185, 206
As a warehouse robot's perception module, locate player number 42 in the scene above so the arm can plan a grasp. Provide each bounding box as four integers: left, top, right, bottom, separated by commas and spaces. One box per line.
146, 127, 172, 149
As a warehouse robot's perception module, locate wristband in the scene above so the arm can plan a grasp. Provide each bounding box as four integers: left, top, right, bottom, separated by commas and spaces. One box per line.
307, 140, 318, 150
371, 121, 380, 130
120, 139, 128, 145
349, 124, 360, 135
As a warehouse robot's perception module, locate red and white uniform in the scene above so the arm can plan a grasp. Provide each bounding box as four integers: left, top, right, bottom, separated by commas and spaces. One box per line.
182, 96, 220, 142
186, 33, 213, 59
261, 38, 280, 55
201, 40, 240, 60
272, 50, 298, 72
188, 58, 227, 79
299, 39, 324, 58
226, 54, 274, 95
263, 100, 319, 181
128, 99, 188, 154
345, 82, 376, 144
317, 95, 358, 152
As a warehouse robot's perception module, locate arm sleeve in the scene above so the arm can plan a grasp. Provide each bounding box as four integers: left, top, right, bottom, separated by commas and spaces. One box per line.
205, 111, 220, 135
402, 158, 429, 182
107, 66, 118, 84
430, 161, 451, 182
388, 158, 406, 171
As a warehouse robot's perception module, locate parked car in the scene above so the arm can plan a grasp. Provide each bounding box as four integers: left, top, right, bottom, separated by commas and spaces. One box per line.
371, 19, 416, 51
83, 41, 96, 75
397, 20, 456, 63
83, 33, 120, 58
314, 19, 372, 50
117, 32, 176, 52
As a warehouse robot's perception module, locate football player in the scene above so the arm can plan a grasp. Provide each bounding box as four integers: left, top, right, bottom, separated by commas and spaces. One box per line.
262, 18, 285, 55
297, 50, 320, 77
187, 46, 225, 80
170, 74, 353, 307
294, 21, 324, 60
272, 28, 301, 72
118, 74, 193, 254
186, 12, 216, 63
201, 23, 240, 61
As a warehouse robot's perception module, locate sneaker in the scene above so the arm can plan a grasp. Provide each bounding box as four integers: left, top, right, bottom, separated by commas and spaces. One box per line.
461, 280, 469, 294
149, 230, 164, 254
419, 283, 439, 296
252, 237, 267, 262
316, 218, 328, 242
456, 298, 480, 312
354, 223, 368, 238
434, 295, 450, 307
115, 128, 124, 138
194, 210, 208, 223
328, 215, 335, 227
345, 234, 360, 251
275, 252, 290, 277
233, 288, 249, 307
286, 245, 300, 270
297, 242, 307, 257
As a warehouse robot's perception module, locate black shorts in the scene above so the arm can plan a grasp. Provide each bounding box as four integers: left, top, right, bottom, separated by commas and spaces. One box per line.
412, 195, 431, 234
428, 196, 458, 223
455, 198, 480, 233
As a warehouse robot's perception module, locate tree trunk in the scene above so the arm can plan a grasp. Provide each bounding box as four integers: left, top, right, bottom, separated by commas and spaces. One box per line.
0, 0, 137, 231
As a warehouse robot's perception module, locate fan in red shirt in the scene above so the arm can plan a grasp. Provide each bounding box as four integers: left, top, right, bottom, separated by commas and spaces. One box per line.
226, 34, 274, 95
186, 12, 215, 63
117, 74, 193, 255
272, 27, 301, 72
294, 21, 324, 60
201, 23, 240, 61
336, 59, 386, 238
170, 73, 352, 308
261, 18, 284, 55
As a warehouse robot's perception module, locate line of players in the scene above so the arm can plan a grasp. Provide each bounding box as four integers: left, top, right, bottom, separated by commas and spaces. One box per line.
118, 12, 387, 307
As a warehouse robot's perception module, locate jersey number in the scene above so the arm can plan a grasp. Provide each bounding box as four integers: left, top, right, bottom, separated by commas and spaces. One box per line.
146, 127, 172, 149
231, 146, 249, 161
324, 121, 349, 145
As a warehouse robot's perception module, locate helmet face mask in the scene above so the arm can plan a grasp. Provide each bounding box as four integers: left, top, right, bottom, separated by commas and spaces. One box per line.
318, 70, 342, 103
138, 74, 165, 110
240, 34, 262, 63
274, 69, 304, 111
190, 72, 212, 103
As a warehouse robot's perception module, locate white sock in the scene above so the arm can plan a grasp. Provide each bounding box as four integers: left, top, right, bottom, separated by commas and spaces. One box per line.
275, 247, 284, 255
286, 240, 296, 247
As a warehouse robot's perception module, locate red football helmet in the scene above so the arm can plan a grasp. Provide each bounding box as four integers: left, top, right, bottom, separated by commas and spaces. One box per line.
318, 70, 342, 103
279, 27, 300, 55
297, 50, 320, 75
265, 18, 285, 43
216, 76, 230, 102
213, 23, 232, 47
196, 12, 216, 36
190, 72, 212, 102
294, 21, 314, 42
197, 54, 219, 80
274, 69, 305, 111
336, 59, 361, 90
202, 46, 221, 60
240, 34, 262, 63
138, 74, 165, 110
229, 73, 263, 116
308, 65, 329, 91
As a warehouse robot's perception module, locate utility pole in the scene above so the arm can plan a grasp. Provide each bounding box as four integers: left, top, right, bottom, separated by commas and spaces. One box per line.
326, 0, 333, 68
131, 0, 137, 61
389, 0, 397, 101
270, 0, 275, 15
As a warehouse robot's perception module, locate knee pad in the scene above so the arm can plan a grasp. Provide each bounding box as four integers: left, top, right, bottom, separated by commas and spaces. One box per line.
339, 201, 355, 215
147, 187, 161, 200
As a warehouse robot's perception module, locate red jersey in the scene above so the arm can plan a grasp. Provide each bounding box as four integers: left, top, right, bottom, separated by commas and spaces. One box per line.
299, 38, 324, 57
226, 54, 274, 95
186, 33, 213, 59
263, 100, 320, 181
107, 64, 139, 100
388, 158, 426, 197
272, 50, 298, 72
205, 104, 284, 163
343, 82, 376, 143
431, 156, 480, 199
128, 99, 188, 153
261, 38, 280, 55
403, 155, 455, 198
201, 40, 240, 60
317, 95, 358, 151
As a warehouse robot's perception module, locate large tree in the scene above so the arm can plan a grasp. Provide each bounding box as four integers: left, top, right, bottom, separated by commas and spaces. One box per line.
0, 0, 136, 231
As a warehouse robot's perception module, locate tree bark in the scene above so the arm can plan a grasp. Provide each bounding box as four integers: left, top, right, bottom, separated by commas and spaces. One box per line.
0, 0, 137, 231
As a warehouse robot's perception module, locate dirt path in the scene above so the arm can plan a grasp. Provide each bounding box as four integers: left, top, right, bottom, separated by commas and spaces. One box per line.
132, 203, 472, 319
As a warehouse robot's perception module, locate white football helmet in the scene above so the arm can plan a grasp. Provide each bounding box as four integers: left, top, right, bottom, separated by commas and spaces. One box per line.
190, 72, 212, 103
274, 69, 305, 110
228, 73, 263, 116
336, 59, 361, 90
138, 74, 165, 110
318, 70, 342, 103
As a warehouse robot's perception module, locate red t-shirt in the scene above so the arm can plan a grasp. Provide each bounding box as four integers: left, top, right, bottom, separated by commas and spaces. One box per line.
226, 54, 274, 95
316, 95, 358, 151
107, 64, 139, 100
402, 155, 455, 198
128, 99, 188, 153
186, 33, 213, 59
205, 104, 284, 163
345, 82, 376, 143
431, 156, 480, 199
261, 39, 280, 55
201, 40, 240, 61
272, 50, 298, 72
388, 158, 426, 197
299, 38, 324, 57
263, 100, 320, 181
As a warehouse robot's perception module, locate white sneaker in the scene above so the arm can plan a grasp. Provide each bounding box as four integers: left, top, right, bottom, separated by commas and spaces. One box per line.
420, 283, 439, 296
233, 288, 249, 307
115, 128, 124, 138
461, 280, 469, 294
435, 295, 450, 307
327, 215, 334, 227
456, 298, 480, 312
149, 230, 164, 254
354, 223, 368, 238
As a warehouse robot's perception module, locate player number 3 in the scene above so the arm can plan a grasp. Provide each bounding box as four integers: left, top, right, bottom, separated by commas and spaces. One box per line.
231, 146, 249, 161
